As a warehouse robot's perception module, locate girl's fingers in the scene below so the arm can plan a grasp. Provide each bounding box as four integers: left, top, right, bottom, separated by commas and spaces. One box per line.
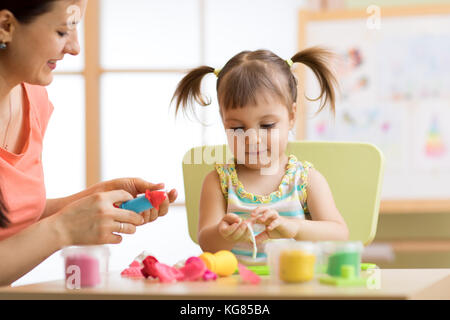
223, 213, 241, 224
251, 207, 267, 217
267, 219, 281, 231
219, 221, 240, 238
230, 222, 249, 241
255, 230, 270, 244
256, 210, 278, 224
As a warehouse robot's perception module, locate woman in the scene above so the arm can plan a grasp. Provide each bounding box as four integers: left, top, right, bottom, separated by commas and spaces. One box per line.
0, 0, 177, 286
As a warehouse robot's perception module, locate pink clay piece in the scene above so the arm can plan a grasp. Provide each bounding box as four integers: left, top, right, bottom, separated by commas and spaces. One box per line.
121, 267, 145, 279
180, 257, 207, 281
238, 263, 261, 285
203, 269, 218, 281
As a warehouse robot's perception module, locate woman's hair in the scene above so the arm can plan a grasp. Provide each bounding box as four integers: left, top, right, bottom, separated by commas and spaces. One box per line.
0, 189, 9, 228
1, 0, 60, 24
172, 47, 338, 117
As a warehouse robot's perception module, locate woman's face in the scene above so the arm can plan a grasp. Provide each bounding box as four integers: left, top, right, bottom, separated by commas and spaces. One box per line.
1, 0, 87, 86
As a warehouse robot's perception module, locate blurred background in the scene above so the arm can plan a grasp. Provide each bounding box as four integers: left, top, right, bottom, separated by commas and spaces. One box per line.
13, 0, 450, 285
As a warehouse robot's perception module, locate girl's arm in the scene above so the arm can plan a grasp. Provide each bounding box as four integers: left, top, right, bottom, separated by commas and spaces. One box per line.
198, 171, 243, 252
295, 168, 349, 241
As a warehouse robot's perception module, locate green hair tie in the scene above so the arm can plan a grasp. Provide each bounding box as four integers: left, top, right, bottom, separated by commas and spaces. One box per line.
286, 59, 294, 67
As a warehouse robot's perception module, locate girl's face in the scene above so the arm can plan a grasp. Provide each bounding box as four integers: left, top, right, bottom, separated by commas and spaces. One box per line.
1, 0, 87, 86
222, 95, 296, 171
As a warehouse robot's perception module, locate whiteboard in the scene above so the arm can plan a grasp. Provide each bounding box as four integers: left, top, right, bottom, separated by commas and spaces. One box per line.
299, 8, 450, 201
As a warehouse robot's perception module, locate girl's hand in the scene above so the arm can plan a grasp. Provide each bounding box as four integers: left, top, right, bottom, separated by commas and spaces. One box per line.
93, 178, 178, 224
54, 190, 146, 246
218, 213, 253, 243
251, 207, 299, 243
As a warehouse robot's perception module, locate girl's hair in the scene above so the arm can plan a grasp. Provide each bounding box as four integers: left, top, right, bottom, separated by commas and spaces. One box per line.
172, 47, 338, 117
1, 0, 60, 24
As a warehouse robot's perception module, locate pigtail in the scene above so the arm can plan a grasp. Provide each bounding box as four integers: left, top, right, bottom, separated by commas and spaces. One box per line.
171, 66, 215, 116
291, 47, 338, 114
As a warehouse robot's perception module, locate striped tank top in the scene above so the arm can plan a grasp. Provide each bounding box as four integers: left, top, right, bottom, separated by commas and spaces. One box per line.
215, 154, 313, 265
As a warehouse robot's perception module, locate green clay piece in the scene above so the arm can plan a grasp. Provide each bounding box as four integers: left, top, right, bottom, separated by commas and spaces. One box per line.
320, 264, 367, 287
340, 265, 355, 279
233, 265, 270, 275
247, 265, 270, 275
327, 251, 360, 277
361, 263, 378, 271
319, 275, 368, 287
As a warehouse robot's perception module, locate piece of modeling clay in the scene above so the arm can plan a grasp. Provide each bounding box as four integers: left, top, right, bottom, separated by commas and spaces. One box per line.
118, 190, 167, 213
238, 263, 261, 285
203, 269, 218, 281
153, 262, 184, 283
246, 223, 265, 260
247, 223, 258, 260
179, 257, 207, 281
141, 255, 159, 278
129, 260, 141, 268
120, 266, 145, 279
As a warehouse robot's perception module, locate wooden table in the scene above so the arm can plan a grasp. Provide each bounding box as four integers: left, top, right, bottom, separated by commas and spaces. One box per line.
1, 269, 450, 300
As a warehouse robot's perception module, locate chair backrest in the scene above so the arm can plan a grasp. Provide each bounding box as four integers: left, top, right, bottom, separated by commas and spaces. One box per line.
182, 141, 384, 246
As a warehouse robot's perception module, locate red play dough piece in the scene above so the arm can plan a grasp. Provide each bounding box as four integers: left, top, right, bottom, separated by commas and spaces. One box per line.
145, 190, 167, 210
179, 257, 206, 281
141, 256, 159, 278
238, 263, 261, 285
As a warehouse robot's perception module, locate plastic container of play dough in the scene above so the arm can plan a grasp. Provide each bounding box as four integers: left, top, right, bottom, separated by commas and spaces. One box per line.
317, 241, 364, 278
61, 245, 110, 289
266, 240, 317, 283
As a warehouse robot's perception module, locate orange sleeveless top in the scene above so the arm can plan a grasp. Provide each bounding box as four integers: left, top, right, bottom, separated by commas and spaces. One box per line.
0, 83, 53, 240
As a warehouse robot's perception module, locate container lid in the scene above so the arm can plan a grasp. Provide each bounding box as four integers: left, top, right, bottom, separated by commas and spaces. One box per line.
265, 240, 317, 254
319, 241, 363, 254
61, 245, 110, 258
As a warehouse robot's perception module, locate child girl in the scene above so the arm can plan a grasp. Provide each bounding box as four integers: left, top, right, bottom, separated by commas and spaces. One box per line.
172, 47, 349, 264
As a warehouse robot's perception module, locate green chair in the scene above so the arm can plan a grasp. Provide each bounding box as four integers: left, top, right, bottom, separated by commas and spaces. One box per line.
182, 141, 384, 246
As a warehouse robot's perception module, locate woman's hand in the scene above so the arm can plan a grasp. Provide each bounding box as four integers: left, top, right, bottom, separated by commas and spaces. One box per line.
251, 207, 299, 243
54, 190, 145, 246
53, 178, 178, 246
91, 178, 178, 224
218, 213, 252, 243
